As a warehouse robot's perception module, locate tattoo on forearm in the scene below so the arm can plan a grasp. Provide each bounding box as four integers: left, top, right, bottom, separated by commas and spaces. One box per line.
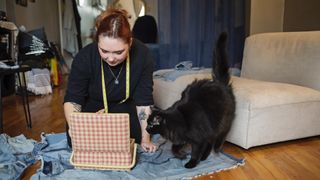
138, 108, 147, 121
71, 102, 82, 112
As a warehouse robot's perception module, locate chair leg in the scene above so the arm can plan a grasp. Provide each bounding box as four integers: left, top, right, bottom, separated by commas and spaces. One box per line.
17, 72, 32, 129
22, 72, 32, 128
0, 77, 3, 133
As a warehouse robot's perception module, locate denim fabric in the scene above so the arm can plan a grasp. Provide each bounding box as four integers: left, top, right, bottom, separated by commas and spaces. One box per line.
174, 61, 193, 70
137, 137, 175, 165
7, 134, 35, 154
35, 151, 72, 177
153, 65, 241, 82
0, 135, 16, 165
41, 133, 69, 152
32, 132, 73, 177
0, 161, 27, 180
153, 68, 211, 81
31, 134, 245, 180
42, 160, 65, 176
0, 134, 36, 180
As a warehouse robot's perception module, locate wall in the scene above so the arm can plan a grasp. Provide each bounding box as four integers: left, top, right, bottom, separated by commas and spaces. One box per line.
249, 0, 285, 35
6, 0, 60, 44
144, 0, 158, 24
284, 0, 320, 31
5, 0, 319, 48
0, 1, 6, 12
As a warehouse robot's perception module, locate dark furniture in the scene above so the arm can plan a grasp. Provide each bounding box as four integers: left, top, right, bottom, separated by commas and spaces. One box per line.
0, 21, 33, 133
132, 15, 158, 43
0, 65, 32, 133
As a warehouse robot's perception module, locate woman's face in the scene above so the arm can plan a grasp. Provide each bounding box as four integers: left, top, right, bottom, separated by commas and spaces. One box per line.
98, 36, 130, 67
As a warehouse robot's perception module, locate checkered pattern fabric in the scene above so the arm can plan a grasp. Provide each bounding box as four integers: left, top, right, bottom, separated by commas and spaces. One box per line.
69, 113, 133, 167
73, 150, 132, 166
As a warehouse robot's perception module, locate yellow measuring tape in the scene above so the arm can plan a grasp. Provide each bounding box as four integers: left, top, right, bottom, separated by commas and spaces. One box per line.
101, 55, 130, 113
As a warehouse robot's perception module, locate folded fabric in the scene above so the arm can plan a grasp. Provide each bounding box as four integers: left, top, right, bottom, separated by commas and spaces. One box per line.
0, 62, 19, 69
153, 68, 211, 81
0, 134, 36, 180
25, 68, 52, 95
174, 61, 193, 70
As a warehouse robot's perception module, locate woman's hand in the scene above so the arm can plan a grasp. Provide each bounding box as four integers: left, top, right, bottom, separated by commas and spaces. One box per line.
136, 106, 157, 153
141, 137, 157, 153
96, 109, 105, 114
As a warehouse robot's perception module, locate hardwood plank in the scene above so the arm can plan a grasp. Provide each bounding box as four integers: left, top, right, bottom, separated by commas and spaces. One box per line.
2, 75, 320, 180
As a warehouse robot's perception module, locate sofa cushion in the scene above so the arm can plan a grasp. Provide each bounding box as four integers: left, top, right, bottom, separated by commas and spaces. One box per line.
231, 76, 320, 109
227, 77, 320, 149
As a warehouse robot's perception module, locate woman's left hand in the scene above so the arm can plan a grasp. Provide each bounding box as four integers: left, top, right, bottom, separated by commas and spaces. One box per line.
141, 139, 157, 153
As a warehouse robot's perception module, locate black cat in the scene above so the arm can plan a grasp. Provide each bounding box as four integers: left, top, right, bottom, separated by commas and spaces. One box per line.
146, 32, 236, 169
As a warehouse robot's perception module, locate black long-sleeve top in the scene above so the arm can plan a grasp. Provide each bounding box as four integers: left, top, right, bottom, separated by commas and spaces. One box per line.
64, 39, 154, 113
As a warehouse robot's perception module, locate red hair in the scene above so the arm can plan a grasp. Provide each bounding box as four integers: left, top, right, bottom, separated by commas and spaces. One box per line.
95, 8, 131, 44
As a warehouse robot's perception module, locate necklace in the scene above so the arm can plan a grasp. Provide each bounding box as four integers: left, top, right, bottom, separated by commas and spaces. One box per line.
100, 55, 130, 113
107, 63, 123, 85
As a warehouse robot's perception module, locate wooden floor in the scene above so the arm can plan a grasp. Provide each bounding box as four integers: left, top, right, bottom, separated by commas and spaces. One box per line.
2, 74, 320, 180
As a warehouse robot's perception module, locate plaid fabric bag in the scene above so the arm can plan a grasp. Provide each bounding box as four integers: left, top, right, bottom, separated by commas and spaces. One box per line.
69, 113, 137, 170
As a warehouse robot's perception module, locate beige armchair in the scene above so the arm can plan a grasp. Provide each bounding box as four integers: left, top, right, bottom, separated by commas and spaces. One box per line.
152, 31, 320, 149
226, 31, 320, 149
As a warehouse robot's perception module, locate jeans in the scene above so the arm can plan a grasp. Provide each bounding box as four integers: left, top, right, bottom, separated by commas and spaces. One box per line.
0, 134, 36, 180
32, 132, 73, 177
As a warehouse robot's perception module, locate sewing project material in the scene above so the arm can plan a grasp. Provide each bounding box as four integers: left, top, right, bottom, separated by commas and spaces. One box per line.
68, 113, 137, 170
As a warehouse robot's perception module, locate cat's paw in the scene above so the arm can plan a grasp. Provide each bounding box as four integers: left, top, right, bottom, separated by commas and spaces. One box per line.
200, 152, 210, 161
184, 159, 198, 169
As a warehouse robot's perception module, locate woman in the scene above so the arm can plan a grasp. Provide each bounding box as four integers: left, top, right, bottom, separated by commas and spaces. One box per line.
64, 8, 157, 152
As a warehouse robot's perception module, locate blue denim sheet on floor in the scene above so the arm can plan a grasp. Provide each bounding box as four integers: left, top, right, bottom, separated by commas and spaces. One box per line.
29, 132, 245, 180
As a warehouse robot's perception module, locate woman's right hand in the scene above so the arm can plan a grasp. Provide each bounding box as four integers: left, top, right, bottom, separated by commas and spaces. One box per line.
96, 109, 105, 114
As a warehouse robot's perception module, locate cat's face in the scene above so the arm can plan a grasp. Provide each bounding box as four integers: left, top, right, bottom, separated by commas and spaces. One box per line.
146, 109, 166, 135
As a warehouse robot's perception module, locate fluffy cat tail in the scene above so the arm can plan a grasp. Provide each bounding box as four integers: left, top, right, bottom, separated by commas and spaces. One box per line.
213, 32, 230, 86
